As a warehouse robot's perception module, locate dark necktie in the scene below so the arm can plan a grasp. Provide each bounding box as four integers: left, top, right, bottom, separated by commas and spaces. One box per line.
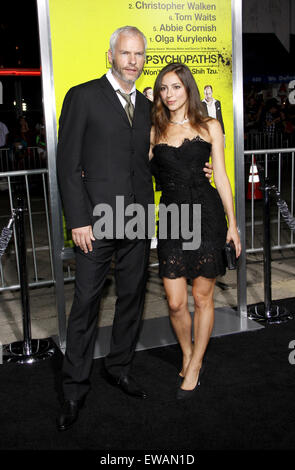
117, 90, 134, 125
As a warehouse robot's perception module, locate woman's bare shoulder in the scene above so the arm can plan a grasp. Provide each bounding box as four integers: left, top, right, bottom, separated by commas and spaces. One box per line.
207, 117, 222, 131
206, 118, 223, 138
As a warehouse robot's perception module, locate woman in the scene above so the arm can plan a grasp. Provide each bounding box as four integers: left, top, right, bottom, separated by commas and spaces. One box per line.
149, 63, 241, 400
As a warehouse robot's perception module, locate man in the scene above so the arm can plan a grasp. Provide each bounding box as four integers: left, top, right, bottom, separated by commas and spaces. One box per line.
0, 120, 9, 148
202, 85, 225, 136
143, 86, 154, 101
56, 26, 212, 431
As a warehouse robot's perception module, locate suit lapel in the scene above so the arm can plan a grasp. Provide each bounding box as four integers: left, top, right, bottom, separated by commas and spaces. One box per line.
99, 75, 130, 125
99, 75, 148, 128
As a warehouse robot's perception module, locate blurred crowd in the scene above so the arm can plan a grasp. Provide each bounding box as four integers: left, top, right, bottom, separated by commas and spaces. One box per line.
244, 85, 295, 149
0, 114, 46, 170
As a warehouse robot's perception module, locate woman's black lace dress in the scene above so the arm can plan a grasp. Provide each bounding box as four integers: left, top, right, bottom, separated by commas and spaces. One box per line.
151, 136, 228, 279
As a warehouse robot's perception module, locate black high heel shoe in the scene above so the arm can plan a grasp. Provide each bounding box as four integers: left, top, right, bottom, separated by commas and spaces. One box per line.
176, 364, 205, 401
176, 374, 184, 386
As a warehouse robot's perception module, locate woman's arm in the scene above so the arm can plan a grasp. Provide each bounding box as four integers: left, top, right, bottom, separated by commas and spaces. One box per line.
149, 126, 155, 160
209, 119, 241, 257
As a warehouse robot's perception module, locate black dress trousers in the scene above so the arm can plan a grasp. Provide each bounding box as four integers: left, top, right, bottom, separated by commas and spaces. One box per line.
62, 236, 151, 401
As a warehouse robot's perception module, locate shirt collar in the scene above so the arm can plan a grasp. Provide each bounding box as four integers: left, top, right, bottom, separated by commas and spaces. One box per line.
203, 98, 216, 105
106, 69, 136, 96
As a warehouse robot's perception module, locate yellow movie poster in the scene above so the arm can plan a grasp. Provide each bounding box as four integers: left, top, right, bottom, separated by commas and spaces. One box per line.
48, 0, 234, 196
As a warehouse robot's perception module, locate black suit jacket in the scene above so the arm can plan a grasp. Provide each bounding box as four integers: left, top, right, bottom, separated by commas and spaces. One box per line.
202, 99, 225, 134
57, 75, 154, 232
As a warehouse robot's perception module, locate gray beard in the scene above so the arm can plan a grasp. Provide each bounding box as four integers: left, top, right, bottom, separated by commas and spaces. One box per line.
112, 60, 142, 86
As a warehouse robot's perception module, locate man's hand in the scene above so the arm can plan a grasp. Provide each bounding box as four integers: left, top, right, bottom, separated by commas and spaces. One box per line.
203, 162, 213, 182
71, 225, 95, 253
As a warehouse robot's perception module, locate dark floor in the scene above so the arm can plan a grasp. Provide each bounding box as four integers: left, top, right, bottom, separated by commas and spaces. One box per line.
0, 297, 295, 464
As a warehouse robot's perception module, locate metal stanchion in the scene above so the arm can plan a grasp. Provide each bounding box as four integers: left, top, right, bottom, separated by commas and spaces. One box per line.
247, 166, 293, 324
2, 196, 56, 364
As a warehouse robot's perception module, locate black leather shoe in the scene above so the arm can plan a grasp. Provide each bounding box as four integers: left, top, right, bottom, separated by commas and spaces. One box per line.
108, 374, 148, 399
56, 399, 83, 431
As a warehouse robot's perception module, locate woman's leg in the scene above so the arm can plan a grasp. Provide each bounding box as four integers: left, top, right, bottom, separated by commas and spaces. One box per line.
180, 276, 216, 390
163, 277, 193, 376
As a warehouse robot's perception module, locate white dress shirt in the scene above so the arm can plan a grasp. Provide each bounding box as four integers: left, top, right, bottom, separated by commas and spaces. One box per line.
106, 69, 136, 108
202, 98, 217, 119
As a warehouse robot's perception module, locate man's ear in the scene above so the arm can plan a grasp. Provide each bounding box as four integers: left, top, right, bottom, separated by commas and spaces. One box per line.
107, 49, 113, 66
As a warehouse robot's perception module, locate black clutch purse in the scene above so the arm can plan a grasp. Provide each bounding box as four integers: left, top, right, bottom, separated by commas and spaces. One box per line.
224, 240, 237, 270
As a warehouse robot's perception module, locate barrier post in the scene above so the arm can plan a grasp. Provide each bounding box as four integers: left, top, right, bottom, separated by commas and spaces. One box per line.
248, 165, 292, 324
2, 196, 56, 364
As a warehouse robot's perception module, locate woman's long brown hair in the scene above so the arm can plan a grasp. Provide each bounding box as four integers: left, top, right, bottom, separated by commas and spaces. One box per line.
151, 62, 210, 144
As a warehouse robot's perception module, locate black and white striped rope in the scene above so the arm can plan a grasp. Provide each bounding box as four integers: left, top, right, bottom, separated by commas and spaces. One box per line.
270, 187, 295, 232
0, 212, 15, 257
255, 161, 295, 232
